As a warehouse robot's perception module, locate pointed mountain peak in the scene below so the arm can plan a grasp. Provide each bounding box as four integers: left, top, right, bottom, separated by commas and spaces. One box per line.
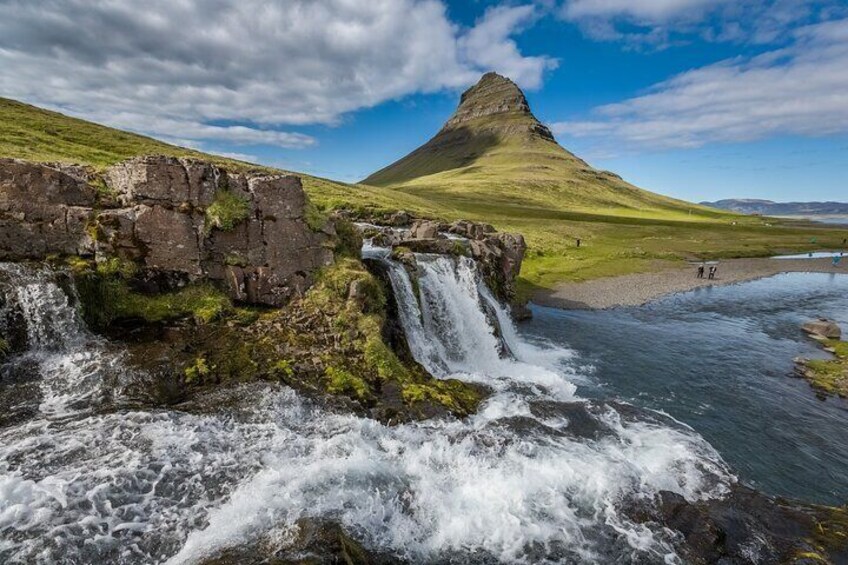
443, 72, 554, 141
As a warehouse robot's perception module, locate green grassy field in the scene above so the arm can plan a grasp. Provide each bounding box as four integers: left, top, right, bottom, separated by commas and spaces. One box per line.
2, 95, 845, 298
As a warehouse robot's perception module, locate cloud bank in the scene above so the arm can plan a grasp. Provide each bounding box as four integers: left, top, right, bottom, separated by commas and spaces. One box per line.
0, 0, 555, 151
551, 18, 848, 151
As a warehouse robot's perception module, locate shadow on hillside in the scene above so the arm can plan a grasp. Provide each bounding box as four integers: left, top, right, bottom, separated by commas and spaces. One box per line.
366, 126, 500, 185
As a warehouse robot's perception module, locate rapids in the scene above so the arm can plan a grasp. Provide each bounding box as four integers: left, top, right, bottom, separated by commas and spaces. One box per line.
0, 255, 733, 564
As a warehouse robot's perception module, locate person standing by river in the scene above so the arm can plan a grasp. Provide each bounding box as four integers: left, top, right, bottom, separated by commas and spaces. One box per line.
697, 264, 705, 278
708, 265, 717, 279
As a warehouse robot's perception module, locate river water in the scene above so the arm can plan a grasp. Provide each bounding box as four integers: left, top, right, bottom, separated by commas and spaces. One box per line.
524, 272, 848, 505
0, 258, 845, 563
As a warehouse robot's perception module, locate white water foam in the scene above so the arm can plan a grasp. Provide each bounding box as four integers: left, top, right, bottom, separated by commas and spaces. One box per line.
0, 258, 734, 564
0, 263, 118, 418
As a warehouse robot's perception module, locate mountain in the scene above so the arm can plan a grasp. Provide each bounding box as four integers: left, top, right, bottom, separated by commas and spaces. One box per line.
364, 72, 719, 218
702, 199, 848, 216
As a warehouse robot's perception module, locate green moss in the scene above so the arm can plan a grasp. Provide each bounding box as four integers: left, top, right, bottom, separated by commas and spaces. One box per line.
305, 200, 328, 232
401, 379, 480, 416
363, 330, 409, 382
223, 253, 248, 267
325, 366, 370, 400
309, 258, 384, 313
184, 357, 212, 384
205, 189, 250, 232
801, 340, 848, 398
74, 266, 232, 330
333, 219, 363, 258
795, 504, 848, 563
271, 360, 295, 378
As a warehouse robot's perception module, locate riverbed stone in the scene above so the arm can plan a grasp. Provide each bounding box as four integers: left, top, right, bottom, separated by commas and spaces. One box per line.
410, 219, 442, 239
802, 318, 841, 340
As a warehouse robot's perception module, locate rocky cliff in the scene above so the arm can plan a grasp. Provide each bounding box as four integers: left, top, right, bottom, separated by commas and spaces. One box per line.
0, 156, 333, 306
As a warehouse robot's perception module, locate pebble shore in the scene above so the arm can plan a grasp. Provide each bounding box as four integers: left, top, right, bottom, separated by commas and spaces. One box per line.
533, 257, 847, 310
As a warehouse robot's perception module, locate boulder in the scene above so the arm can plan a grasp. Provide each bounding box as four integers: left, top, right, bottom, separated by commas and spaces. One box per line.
802, 318, 841, 340
105, 155, 218, 207
387, 210, 411, 226
448, 219, 496, 240
0, 159, 97, 259
399, 238, 464, 255
409, 219, 442, 239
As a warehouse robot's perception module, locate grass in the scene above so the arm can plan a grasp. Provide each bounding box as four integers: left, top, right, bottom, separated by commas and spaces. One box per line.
205, 190, 250, 232
69, 257, 233, 329
801, 340, 848, 398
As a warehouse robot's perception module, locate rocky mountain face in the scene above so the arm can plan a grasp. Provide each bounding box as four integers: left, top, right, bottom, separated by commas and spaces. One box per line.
441, 71, 556, 141
702, 198, 848, 216
0, 156, 334, 306
364, 72, 568, 188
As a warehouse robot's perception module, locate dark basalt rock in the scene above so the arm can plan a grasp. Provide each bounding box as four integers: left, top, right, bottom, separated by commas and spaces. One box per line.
626, 485, 848, 564
364, 215, 527, 305
201, 518, 402, 565
0, 156, 334, 307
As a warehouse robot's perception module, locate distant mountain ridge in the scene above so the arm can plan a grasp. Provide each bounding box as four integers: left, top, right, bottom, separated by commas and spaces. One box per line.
702, 199, 848, 216
364, 72, 722, 218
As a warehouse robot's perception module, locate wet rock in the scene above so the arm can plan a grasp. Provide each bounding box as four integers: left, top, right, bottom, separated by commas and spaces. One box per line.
628, 485, 848, 564
201, 518, 401, 565
802, 318, 841, 340
512, 303, 533, 321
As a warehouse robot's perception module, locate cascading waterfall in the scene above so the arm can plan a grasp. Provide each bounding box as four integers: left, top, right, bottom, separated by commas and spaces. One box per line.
0, 254, 734, 565
0, 263, 118, 417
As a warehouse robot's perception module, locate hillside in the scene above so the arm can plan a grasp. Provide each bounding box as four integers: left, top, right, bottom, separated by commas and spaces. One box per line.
0, 96, 442, 216
2, 94, 843, 294
703, 198, 848, 216
365, 73, 722, 220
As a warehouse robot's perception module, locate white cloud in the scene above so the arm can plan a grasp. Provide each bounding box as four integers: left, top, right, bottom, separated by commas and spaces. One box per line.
550, 18, 848, 151
563, 0, 720, 21
558, 0, 846, 46
460, 5, 558, 89
0, 0, 554, 150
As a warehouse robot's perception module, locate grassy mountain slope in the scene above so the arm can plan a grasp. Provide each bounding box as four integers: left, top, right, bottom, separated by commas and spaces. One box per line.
0, 96, 442, 215
2, 95, 843, 294
365, 73, 724, 220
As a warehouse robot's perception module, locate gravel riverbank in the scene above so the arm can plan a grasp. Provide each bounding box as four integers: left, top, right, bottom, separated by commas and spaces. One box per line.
533, 257, 847, 309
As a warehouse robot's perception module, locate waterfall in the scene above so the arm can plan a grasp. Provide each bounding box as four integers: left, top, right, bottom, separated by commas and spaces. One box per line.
0, 253, 734, 565
0, 263, 115, 417
364, 245, 580, 398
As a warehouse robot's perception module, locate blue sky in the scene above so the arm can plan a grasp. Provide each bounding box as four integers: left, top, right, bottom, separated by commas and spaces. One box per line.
1, 0, 846, 202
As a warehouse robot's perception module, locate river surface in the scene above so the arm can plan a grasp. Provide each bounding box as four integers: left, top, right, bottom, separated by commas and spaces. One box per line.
1, 261, 846, 563
524, 272, 848, 505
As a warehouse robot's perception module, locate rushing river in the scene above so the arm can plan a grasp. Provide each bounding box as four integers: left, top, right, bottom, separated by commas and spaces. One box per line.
0, 257, 845, 563
525, 272, 848, 506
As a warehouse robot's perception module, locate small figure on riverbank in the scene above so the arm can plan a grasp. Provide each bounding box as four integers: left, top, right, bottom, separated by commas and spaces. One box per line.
697, 264, 705, 278
576, 238, 581, 248
708, 265, 717, 279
